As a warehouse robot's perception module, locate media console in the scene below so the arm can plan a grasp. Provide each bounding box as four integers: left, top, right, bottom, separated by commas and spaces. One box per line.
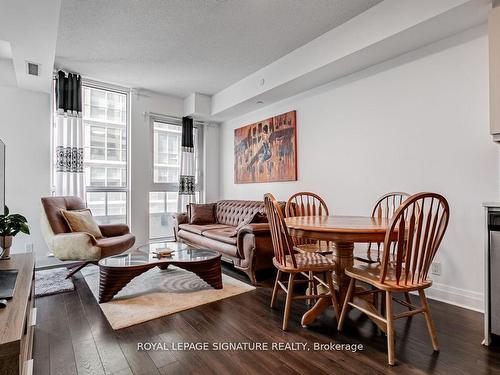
0, 254, 35, 375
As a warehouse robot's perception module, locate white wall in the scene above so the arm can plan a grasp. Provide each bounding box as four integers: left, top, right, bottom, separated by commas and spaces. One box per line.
0, 86, 51, 258
219, 29, 498, 311
204, 123, 220, 202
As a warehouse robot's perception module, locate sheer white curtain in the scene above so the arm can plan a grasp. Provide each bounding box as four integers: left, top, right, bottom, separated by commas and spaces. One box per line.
177, 117, 196, 211
54, 71, 85, 199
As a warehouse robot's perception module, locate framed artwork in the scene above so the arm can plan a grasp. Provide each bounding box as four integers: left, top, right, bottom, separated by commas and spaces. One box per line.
234, 110, 297, 183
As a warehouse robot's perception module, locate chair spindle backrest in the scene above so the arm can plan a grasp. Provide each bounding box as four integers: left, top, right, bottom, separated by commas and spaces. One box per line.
264, 193, 297, 269
372, 192, 410, 220
285, 192, 329, 247
380, 192, 449, 286
368, 192, 410, 258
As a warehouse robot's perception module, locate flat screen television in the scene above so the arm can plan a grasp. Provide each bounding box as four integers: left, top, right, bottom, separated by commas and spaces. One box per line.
0, 139, 4, 215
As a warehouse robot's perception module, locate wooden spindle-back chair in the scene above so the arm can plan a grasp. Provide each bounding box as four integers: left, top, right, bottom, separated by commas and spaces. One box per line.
356, 192, 410, 263
285, 192, 331, 252
285, 192, 332, 303
264, 193, 339, 330
338, 192, 450, 365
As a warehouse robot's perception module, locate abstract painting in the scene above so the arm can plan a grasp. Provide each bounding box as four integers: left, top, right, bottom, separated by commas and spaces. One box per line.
234, 110, 297, 183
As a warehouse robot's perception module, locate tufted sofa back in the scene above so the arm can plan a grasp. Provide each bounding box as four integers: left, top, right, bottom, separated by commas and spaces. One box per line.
215, 200, 267, 227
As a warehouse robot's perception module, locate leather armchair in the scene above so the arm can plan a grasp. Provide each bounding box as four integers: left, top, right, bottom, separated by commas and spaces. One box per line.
40, 196, 135, 278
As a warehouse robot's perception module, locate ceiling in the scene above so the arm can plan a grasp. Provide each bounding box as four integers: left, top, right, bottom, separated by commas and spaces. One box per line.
0, 0, 61, 93
55, 0, 381, 98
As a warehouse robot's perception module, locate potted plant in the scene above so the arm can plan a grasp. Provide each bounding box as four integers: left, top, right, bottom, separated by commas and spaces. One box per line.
0, 206, 29, 260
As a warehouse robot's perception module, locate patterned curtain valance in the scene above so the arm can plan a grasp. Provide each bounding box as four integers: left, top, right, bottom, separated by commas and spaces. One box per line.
56, 70, 82, 114
56, 146, 83, 174
179, 175, 195, 196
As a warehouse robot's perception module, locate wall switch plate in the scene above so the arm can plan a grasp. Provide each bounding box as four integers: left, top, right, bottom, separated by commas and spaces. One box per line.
431, 262, 442, 276
25, 243, 34, 253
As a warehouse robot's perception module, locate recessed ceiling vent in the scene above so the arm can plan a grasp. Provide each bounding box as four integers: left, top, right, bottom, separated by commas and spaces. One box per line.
25, 61, 40, 76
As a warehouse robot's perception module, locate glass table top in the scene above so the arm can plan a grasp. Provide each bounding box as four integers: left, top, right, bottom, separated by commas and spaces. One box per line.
99, 241, 220, 268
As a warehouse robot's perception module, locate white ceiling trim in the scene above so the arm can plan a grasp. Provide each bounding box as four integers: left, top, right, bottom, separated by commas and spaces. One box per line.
209, 0, 491, 120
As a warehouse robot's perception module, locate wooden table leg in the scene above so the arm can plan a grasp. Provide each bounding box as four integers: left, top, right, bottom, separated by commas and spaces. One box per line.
177, 256, 223, 289
301, 241, 354, 326
331, 241, 354, 306
98, 266, 148, 303
301, 297, 331, 327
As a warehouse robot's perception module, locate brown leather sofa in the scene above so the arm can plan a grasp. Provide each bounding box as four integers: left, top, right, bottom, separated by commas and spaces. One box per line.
41, 196, 135, 277
172, 200, 275, 284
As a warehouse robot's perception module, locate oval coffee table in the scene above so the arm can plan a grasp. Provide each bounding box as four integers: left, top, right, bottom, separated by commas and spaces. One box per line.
98, 241, 222, 303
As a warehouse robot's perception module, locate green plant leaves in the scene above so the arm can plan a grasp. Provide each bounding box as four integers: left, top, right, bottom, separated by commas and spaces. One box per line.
0, 206, 30, 237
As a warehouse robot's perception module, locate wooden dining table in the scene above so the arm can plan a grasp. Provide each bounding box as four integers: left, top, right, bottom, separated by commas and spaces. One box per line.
284, 215, 392, 326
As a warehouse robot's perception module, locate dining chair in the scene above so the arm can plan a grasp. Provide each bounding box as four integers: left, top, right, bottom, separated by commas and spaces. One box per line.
355, 192, 410, 264
285, 191, 331, 252
285, 192, 333, 303
338, 192, 450, 365
264, 193, 339, 330
354, 192, 411, 309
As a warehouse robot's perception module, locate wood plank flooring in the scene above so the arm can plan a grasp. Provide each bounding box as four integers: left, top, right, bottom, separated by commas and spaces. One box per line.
33, 265, 500, 375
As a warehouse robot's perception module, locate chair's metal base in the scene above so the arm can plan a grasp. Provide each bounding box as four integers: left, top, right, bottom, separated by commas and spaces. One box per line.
66, 261, 97, 279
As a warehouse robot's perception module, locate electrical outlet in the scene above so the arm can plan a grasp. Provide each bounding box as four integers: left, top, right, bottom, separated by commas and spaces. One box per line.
25, 243, 34, 253
431, 262, 442, 276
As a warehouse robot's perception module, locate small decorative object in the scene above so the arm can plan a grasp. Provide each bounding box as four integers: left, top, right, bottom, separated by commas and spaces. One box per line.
0, 206, 30, 260
152, 247, 175, 258
234, 110, 297, 183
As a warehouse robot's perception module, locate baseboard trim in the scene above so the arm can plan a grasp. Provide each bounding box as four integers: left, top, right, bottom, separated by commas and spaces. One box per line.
412, 282, 484, 313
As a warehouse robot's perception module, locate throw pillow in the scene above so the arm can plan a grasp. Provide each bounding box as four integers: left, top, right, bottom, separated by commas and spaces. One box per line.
229, 211, 261, 237
189, 203, 216, 225
60, 208, 103, 239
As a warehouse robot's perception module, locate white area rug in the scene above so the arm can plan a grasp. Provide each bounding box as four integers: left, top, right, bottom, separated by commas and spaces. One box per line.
35, 267, 74, 297
81, 265, 255, 330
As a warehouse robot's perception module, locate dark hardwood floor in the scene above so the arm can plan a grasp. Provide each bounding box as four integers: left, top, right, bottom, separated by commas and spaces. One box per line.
33, 265, 500, 375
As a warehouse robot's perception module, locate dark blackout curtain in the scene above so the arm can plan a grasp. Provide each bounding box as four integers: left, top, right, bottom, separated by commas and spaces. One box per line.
56, 70, 82, 113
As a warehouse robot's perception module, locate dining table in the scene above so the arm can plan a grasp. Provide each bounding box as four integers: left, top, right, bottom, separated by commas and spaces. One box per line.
284, 215, 393, 327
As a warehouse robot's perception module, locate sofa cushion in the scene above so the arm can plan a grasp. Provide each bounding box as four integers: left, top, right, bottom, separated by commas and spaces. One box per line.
178, 230, 239, 258
179, 223, 232, 236
189, 203, 216, 224
203, 227, 237, 245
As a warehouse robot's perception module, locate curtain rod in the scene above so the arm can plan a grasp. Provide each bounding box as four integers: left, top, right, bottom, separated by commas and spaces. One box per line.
52, 68, 81, 77
144, 111, 209, 126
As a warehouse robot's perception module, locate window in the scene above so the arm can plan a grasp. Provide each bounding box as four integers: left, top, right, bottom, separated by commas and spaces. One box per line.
149, 119, 203, 239
83, 86, 128, 224
153, 123, 181, 183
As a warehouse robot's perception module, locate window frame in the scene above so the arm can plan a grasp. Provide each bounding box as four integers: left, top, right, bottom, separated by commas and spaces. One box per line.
82, 81, 131, 224
148, 115, 204, 240
150, 116, 204, 194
